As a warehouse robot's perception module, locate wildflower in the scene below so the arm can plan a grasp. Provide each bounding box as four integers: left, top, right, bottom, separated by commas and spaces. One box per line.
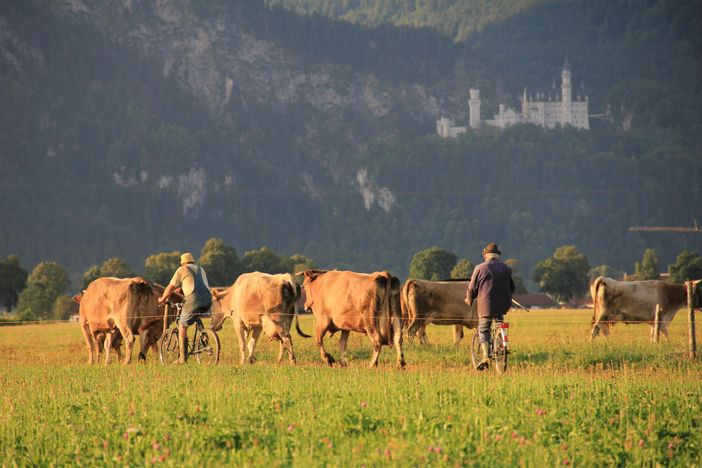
638, 439, 645, 448
151, 441, 160, 451
287, 424, 296, 432
360, 401, 368, 408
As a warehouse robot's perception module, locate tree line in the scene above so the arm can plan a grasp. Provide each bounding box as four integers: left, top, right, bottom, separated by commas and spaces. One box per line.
0, 238, 313, 322
3, 243, 700, 322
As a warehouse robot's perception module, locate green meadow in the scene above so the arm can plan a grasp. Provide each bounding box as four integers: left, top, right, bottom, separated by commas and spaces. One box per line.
1, 310, 700, 466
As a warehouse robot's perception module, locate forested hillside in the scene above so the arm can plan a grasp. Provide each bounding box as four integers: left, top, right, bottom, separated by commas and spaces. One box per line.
1, 0, 700, 287
266, 0, 550, 42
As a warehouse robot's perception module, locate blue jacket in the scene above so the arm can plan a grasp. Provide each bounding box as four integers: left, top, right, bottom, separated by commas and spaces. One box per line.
466, 258, 515, 318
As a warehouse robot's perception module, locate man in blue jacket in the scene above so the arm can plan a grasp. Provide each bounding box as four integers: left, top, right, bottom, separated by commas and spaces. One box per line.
465, 243, 515, 370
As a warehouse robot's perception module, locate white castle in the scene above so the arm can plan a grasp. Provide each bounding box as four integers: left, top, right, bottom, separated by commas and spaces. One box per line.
437, 61, 589, 137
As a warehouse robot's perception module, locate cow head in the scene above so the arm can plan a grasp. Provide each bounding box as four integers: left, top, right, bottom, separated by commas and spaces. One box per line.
691, 279, 702, 309
209, 287, 232, 331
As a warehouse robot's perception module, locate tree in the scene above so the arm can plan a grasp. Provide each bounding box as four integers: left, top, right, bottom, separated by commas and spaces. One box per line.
199, 238, 241, 286
16, 262, 71, 320
409, 247, 457, 280
144, 251, 181, 286
287, 254, 314, 273
505, 258, 528, 294
242, 247, 287, 274
668, 250, 702, 283
99, 258, 134, 278
0, 255, 28, 311
450, 258, 473, 279
588, 264, 621, 282
634, 248, 660, 280
81, 265, 102, 289
82, 258, 134, 289
52, 295, 77, 320
532, 245, 590, 304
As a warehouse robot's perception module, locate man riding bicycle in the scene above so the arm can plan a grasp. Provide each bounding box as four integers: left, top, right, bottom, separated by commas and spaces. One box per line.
465, 243, 515, 370
158, 253, 217, 364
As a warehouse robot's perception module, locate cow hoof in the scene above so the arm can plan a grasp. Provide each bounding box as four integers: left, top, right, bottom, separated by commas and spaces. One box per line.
397, 360, 406, 369
138, 353, 147, 363
248, 356, 257, 364
339, 360, 348, 368
324, 353, 335, 366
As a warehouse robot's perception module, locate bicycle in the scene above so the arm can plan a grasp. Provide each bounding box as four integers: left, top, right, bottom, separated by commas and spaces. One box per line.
470, 321, 509, 373
159, 301, 221, 365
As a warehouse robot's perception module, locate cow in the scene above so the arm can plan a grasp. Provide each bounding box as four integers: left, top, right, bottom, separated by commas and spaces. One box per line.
401, 279, 478, 346
590, 276, 702, 341
301, 269, 405, 368
210, 272, 310, 365
78, 278, 180, 364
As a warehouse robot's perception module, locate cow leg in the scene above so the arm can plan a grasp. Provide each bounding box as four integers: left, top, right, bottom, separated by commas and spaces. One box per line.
338, 330, 351, 367
103, 333, 113, 365
392, 316, 406, 368
247, 327, 263, 364
407, 321, 422, 344
232, 319, 247, 365
315, 318, 335, 366
590, 321, 601, 342
113, 320, 135, 365
81, 321, 97, 365
453, 325, 464, 346
281, 334, 295, 364
115, 337, 124, 363
366, 329, 382, 368
418, 324, 430, 346
138, 330, 150, 363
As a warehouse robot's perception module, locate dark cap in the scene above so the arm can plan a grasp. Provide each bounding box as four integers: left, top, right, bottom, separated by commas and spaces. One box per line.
482, 243, 501, 255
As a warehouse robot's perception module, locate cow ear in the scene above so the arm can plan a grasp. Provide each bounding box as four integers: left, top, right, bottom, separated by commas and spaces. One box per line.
72, 294, 82, 303
303, 269, 326, 282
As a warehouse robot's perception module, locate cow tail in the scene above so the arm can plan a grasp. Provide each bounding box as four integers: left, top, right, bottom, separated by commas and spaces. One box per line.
284, 277, 310, 339
129, 279, 155, 327
590, 277, 605, 340
375, 274, 392, 346
401, 280, 416, 334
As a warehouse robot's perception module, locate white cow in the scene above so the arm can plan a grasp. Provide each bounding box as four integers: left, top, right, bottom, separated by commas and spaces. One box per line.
590, 277, 701, 341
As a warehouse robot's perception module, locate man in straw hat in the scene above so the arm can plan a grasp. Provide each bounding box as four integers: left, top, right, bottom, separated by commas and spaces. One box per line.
158, 252, 217, 363
465, 243, 515, 370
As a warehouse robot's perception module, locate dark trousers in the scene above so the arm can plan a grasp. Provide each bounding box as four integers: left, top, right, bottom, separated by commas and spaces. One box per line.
478, 313, 504, 344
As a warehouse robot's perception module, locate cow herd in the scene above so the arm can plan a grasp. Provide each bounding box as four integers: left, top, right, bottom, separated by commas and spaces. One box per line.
74, 271, 702, 367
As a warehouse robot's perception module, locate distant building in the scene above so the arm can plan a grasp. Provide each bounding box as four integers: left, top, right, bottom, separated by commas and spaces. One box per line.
437, 60, 589, 137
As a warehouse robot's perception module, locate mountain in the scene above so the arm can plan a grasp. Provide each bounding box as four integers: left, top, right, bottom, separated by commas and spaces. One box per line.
1, 0, 700, 285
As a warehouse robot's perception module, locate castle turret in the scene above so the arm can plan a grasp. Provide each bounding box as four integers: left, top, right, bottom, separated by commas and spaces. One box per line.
468, 88, 481, 129
561, 59, 572, 125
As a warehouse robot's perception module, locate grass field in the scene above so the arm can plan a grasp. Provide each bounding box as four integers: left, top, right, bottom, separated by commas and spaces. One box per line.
1, 309, 701, 466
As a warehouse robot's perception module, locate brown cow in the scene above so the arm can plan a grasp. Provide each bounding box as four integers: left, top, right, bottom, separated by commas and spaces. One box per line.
210, 272, 310, 365
590, 277, 702, 341
78, 278, 180, 364
401, 279, 478, 346
302, 269, 405, 368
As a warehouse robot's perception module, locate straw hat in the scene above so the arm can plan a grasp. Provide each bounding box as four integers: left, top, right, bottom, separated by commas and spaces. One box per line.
180, 252, 196, 265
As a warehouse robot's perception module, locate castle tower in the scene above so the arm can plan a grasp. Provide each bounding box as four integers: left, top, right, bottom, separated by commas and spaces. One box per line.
521, 87, 529, 119
468, 88, 481, 129
561, 59, 572, 126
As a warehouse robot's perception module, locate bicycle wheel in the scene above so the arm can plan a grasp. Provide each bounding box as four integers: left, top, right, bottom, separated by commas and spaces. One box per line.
469, 330, 482, 369
194, 327, 220, 365
492, 328, 508, 374
159, 328, 179, 364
